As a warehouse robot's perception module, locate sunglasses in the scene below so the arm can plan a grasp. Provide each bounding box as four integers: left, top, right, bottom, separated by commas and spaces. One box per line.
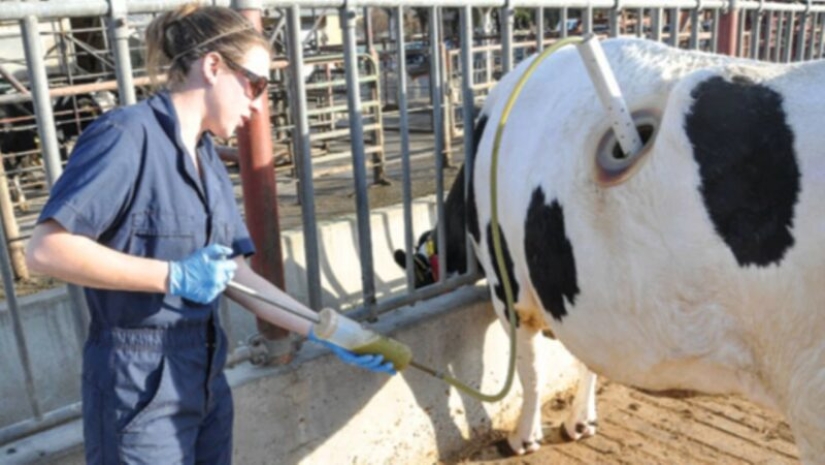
221, 54, 269, 100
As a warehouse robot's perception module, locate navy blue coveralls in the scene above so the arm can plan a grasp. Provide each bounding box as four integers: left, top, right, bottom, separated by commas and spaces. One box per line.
38, 91, 255, 465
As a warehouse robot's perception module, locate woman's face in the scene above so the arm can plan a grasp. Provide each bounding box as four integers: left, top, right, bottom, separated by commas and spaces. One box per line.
207, 45, 270, 139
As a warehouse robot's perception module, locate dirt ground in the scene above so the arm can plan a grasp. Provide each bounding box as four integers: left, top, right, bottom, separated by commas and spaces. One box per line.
447, 379, 799, 465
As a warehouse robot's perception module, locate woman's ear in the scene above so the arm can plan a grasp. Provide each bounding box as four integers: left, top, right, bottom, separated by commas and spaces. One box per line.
201, 52, 221, 85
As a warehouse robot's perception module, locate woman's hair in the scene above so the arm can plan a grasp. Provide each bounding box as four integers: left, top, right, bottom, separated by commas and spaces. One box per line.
144, 4, 271, 88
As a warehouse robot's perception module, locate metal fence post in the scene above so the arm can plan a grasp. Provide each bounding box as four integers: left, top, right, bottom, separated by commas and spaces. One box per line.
234, 1, 290, 343
287, 5, 323, 312
341, 6, 378, 318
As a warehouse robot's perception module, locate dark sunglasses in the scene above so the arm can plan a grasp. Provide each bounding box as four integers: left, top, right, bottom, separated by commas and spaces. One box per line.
221, 54, 269, 100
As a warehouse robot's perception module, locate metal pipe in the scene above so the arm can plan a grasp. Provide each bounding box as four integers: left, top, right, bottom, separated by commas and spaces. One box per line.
818, 13, 825, 59
341, 6, 378, 318
20, 16, 62, 187
783, 10, 794, 62
561, 7, 569, 38
500, 3, 514, 73
690, 7, 700, 50
108, 0, 136, 105
348, 272, 482, 321
0, 64, 29, 94
751, 10, 762, 59
287, 5, 323, 311
536, 7, 544, 51
774, 11, 784, 61
6, 1, 825, 22
0, 0, 746, 21
711, 7, 720, 52
429, 7, 447, 285
795, 5, 809, 61
395, 6, 416, 293
669, 7, 679, 46
235, 5, 289, 341
460, 5, 478, 278
0, 402, 82, 446
651, 7, 663, 42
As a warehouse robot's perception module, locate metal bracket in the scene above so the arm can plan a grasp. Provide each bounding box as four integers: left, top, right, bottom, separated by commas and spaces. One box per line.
107, 0, 127, 29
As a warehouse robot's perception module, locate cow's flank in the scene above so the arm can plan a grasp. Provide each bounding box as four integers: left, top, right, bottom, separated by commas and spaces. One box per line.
685, 75, 799, 267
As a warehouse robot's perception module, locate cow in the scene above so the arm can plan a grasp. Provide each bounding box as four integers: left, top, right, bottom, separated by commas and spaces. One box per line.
0, 90, 115, 211
398, 37, 825, 462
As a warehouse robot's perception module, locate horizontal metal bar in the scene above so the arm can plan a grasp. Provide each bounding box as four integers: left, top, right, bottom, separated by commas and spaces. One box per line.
0, 402, 82, 446
347, 272, 483, 321
0, 0, 750, 22
0, 0, 825, 20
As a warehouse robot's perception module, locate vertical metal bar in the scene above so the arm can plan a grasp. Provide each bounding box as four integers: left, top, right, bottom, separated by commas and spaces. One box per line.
341, 6, 377, 316
711, 8, 720, 53
774, 11, 784, 62
690, 7, 699, 50
669, 7, 679, 46
560, 7, 569, 38
395, 6, 415, 292
287, 6, 322, 311
108, 0, 135, 105
796, 8, 808, 61
429, 7, 446, 285
805, 11, 818, 60
818, 12, 825, 58
0, 195, 41, 420
652, 7, 663, 42
751, 10, 762, 59
20, 16, 61, 187
609, 6, 619, 39
736, 4, 746, 56
783, 11, 795, 62
236, 4, 288, 340
460, 5, 477, 278
636, 8, 643, 38
500, 3, 513, 74
582, 6, 593, 35
364, 7, 374, 55
536, 7, 544, 52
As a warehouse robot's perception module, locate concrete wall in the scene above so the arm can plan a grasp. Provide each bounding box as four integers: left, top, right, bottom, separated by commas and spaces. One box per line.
2, 198, 580, 464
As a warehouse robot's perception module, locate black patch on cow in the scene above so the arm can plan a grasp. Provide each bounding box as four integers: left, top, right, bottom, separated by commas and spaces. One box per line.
466, 114, 487, 245
685, 75, 799, 267
486, 221, 520, 325
523, 188, 579, 321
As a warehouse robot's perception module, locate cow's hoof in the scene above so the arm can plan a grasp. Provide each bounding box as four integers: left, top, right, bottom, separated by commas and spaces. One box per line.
503, 435, 541, 456
562, 419, 598, 441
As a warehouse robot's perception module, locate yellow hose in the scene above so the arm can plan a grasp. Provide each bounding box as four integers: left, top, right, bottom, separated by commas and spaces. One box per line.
409, 37, 585, 402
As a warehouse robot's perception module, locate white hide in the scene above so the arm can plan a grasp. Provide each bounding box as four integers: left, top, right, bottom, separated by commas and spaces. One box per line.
471, 38, 825, 462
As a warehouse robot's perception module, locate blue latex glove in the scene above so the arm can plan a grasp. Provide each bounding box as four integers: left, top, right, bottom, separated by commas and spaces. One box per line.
307, 329, 396, 375
168, 244, 237, 304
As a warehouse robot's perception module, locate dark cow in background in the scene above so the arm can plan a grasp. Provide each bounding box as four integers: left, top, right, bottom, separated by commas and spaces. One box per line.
398, 38, 825, 462
0, 91, 115, 210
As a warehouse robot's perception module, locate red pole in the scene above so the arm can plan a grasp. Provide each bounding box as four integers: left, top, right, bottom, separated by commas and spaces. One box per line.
236, 7, 289, 342
717, 5, 740, 56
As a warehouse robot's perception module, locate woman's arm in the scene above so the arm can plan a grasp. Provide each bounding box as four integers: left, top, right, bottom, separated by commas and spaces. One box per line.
25, 220, 169, 293
224, 258, 316, 336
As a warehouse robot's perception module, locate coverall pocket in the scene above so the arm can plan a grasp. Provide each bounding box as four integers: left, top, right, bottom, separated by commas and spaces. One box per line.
117, 354, 175, 434
128, 212, 198, 261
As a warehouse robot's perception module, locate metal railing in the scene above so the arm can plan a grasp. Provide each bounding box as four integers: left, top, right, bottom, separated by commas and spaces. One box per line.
1, 0, 825, 450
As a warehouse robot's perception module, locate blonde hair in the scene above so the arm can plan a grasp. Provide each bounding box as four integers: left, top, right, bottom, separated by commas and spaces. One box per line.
145, 4, 271, 88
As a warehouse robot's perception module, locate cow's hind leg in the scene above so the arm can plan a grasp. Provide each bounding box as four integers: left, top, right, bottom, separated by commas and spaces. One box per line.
563, 362, 598, 441
506, 322, 545, 455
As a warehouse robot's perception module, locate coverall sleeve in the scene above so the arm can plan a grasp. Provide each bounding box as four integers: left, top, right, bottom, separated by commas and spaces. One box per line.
38, 118, 139, 240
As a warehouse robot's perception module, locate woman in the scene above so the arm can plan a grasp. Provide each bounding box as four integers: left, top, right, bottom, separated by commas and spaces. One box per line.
25, 5, 393, 464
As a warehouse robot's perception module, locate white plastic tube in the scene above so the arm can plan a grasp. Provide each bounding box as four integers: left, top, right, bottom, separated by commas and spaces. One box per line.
576, 35, 644, 157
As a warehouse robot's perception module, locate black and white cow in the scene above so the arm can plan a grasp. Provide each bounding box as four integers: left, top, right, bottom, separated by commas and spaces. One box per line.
402, 38, 825, 462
